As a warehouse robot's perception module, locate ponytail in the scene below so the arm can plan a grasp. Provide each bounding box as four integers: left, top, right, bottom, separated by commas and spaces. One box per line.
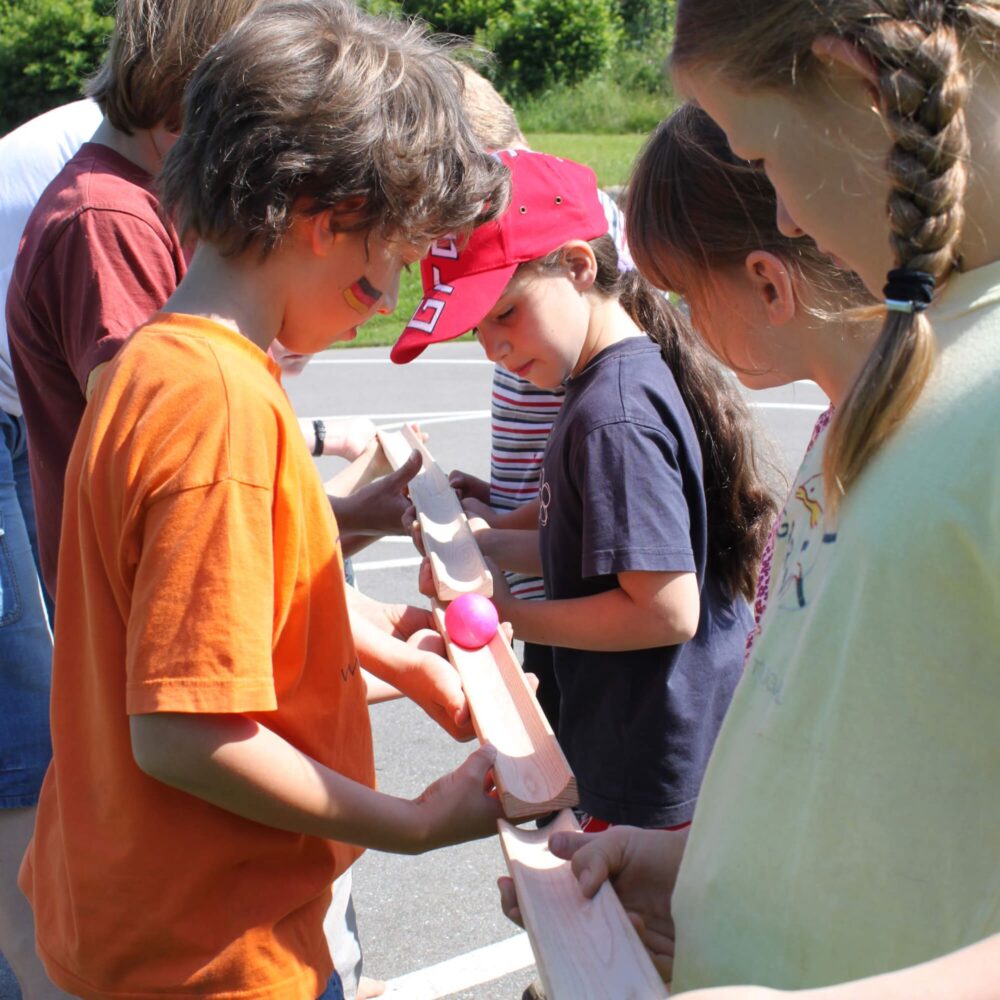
672, 0, 989, 510
620, 267, 777, 602
822, 6, 969, 508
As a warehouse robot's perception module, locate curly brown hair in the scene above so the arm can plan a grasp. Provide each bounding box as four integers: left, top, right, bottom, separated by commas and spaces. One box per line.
159, 0, 510, 257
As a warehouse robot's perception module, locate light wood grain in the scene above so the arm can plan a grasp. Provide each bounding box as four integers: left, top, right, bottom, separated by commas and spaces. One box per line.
377, 428, 493, 600
431, 603, 577, 819
499, 810, 669, 999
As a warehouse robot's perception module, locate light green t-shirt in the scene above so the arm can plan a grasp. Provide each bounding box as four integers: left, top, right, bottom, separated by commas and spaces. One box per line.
672, 260, 1000, 991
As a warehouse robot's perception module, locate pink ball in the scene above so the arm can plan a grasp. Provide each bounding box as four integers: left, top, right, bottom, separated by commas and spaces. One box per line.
444, 593, 499, 650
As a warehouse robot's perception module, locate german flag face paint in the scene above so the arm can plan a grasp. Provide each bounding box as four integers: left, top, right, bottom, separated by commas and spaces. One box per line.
343, 276, 382, 314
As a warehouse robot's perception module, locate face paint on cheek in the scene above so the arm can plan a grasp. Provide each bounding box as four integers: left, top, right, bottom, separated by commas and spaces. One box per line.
343, 275, 383, 314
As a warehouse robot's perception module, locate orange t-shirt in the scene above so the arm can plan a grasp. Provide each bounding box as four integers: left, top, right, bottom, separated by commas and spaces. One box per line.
20, 314, 375, 1000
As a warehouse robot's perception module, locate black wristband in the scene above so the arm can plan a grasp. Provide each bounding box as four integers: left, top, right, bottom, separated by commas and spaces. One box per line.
312, 418, 326, 457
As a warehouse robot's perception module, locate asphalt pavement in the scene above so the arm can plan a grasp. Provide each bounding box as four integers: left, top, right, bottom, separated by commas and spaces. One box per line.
0, 342, 827, 1000
291, 343, 827, 1000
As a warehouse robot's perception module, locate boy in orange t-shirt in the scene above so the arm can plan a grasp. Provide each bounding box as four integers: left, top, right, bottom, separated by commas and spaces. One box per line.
19, 3, 510, 998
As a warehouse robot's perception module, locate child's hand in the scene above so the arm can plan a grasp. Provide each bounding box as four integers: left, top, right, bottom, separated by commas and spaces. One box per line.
413, 744, 501, 849
449, 469, 491, 505
331, 450, 421, 537
498, 825, 686, 983
483, 556, 514, 620
461, 496, 499, 526
416, 554, 436, 599
403, 503, 425, 556
404, 628, 474, 741
325, 416, 378, 461
349, 594, 471, 739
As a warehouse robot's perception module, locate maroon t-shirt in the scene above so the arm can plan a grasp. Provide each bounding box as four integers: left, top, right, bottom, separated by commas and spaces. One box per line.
6, 142, 187, 597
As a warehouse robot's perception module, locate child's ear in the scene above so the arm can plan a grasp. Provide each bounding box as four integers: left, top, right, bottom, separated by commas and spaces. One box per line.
744, 250, 796, 327
561, 241, 598, 291
810, 36, 881, 110
301, 197, 368, 257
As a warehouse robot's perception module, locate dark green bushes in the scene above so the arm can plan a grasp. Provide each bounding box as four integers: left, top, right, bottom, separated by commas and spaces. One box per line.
0, 0, 112, 134
1, 0, 675, 137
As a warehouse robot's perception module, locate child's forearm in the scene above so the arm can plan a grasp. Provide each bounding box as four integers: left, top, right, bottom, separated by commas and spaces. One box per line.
363, 669, 403, 704
491, 499, 541, 530
793, 933, 1000, 1000
300, 416, 378, 461
475, 526, 542, 575
501, 573, 698, 651
347, 588, 472, 740
129, 712, 497, 853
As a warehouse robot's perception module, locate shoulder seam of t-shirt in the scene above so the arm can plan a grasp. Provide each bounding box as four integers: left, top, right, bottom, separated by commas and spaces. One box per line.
577, 414, 682, 446
142, 476, 273, 514
21, 203, 175, 294
590, 543, 693, 557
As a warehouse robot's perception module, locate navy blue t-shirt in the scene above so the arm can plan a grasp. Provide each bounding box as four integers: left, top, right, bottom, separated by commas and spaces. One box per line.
539, 337, 749, 827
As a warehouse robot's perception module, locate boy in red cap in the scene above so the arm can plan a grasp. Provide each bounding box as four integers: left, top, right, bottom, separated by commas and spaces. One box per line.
394, 150, 768, 837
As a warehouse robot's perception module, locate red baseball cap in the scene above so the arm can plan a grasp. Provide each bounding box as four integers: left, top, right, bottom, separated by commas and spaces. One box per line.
391, 149, 609, 364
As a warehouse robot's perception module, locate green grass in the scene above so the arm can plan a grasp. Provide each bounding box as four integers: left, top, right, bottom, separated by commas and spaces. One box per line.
348, 268, 428, 349
339, 131, 648, 350
516, 77, 671, 137
524, 132, 646, 189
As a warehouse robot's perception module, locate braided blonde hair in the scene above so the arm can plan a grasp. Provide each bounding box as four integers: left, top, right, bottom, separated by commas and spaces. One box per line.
673, 1, 1000, 510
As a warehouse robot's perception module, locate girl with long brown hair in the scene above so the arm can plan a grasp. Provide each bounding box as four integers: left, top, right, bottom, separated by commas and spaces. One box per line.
628, 104, 877, 655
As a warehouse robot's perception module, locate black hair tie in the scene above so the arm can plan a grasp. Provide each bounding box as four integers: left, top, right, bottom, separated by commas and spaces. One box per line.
884, 267, 936, 314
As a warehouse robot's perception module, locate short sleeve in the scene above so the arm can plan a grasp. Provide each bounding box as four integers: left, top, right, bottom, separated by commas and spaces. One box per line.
125, 478, 278, 715
49, 208, 183, 391
574, 420, 696, 578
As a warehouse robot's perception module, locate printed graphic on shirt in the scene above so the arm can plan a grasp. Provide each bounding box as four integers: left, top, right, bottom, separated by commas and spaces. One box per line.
340, 656, 361, 683
538, 473, 552, 527
343, 276, 382, 314
774, 472, 837, 611
745, 409, 833, 659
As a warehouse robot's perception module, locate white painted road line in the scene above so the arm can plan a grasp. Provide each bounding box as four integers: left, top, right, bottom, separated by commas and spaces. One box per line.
750, 402, 828, 412
376, 413, 490, 431
315, 411, 488, 421
310, 411, 490, 427
381, 933, 534, 999
353, 556, 423, 573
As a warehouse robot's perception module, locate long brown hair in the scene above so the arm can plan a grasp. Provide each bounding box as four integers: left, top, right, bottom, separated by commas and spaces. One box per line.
627, 103, 869, 321
673, 0, 997, 509
534, 235, 778, 603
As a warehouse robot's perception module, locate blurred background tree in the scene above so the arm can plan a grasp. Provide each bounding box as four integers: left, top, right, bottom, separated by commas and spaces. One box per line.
0, 0, 112, 133
1, 0, 676, 150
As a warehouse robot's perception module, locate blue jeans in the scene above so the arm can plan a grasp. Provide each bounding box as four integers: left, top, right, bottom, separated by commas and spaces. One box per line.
0, 410, 53, 808
317, 970, 345, 1000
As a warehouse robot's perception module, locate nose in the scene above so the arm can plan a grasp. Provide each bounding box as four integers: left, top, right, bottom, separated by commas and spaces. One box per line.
377, 270, 401, 315
775, 194, 805, 239
476, 326, 508, 365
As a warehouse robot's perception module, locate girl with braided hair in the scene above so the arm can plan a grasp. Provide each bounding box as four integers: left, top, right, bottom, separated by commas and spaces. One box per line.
499, 3, 1000, 996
